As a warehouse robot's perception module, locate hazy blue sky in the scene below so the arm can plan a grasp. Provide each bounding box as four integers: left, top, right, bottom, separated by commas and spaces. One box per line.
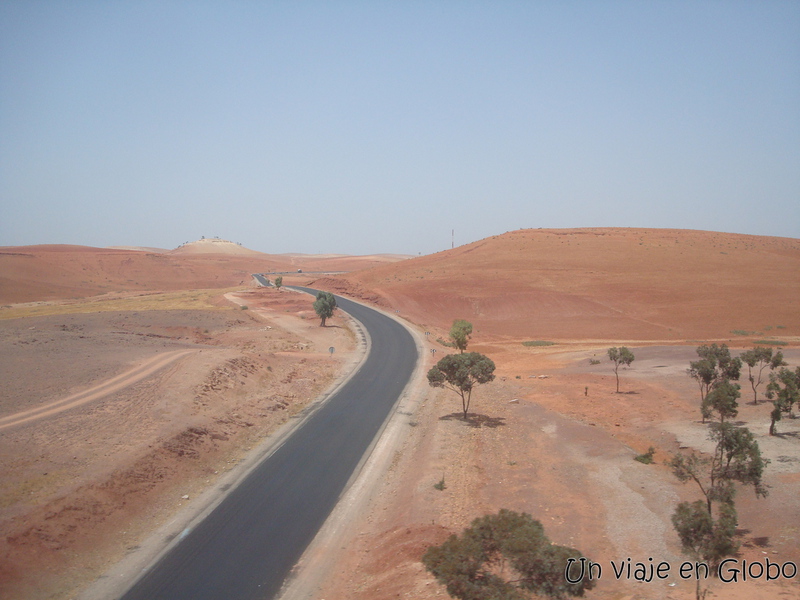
1, 1, 798, 255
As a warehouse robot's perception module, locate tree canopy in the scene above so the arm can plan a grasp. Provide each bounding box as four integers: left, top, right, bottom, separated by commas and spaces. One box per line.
313, 291, 337, 326
449, 319, 473, 353
607, 347, 635, 393
428, 352, 495, 419
422, 509, 594, 600
688, 344, 742, 423
765, 366, 800, 436
671, 499, 738, 600
669, 422, 768, 516
669, 421, 768, 599
701, 379, 740, 423
740, 347, 785, 404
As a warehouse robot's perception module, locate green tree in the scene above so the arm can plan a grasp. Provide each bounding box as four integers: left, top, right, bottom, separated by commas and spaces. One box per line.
669, 422, 768, 600
449, 319, 473, 353
688, 344, 742, 423
274, 275, 283, 290
701, 379, 740, 423
422, 509, 594, 600
607, 347, 635, 393
765, 366, 800, 436
313, 291, 337, 327
740, 347, 785, 404
428, 352, 496, 419
671, 501, 738, 600
669, 422, 768, 516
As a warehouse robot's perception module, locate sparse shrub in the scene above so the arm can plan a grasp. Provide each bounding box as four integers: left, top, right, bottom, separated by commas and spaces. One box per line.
522, 340, 556, 347
436, 336, 456, 348
434, 475, 447, 491
634, 447, 656, 464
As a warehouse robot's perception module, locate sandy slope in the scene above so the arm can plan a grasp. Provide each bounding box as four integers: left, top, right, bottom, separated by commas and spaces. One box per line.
320, 227, 800, 343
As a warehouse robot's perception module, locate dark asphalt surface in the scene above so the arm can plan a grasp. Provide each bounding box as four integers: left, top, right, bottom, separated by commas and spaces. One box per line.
119, 288, 417, 600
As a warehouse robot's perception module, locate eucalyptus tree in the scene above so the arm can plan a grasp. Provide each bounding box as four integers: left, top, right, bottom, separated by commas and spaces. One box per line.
607, 346, 635, 393
740, 347, 785, 404
428, 352, 496, 419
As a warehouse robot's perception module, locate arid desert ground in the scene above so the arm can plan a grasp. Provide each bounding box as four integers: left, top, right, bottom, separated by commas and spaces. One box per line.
1, 228, 798, 600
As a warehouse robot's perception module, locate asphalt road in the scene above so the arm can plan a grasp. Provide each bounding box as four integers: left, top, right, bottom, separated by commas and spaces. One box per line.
252, 273, 272, 286
120, 288, 417, 600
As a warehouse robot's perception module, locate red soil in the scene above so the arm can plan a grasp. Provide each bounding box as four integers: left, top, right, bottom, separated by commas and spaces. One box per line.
2, 228, 798, 600
319, 227, 800, 343
0, 243, 411, 305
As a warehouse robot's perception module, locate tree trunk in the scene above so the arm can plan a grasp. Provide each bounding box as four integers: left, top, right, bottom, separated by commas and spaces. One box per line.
461, 390, 472, 419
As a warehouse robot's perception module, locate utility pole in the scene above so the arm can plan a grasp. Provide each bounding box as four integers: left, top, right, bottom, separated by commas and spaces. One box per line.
451, 229, 454, 249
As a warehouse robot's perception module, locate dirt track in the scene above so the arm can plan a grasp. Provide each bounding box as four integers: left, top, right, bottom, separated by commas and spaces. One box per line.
0, 350, 196, 431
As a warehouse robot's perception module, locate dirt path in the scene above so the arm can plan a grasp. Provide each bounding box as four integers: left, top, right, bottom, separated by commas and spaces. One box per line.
0, 349, 195, 431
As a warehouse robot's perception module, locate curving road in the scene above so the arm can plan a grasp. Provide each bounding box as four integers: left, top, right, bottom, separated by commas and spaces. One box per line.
120, 288, 417, 600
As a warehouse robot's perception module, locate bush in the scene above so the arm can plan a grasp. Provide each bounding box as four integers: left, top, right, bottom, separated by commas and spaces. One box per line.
423, 509, 595, 599
634, 447, 656, 464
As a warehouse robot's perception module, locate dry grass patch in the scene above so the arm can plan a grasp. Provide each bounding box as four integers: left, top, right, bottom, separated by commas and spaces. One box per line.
0, 288, 243, 320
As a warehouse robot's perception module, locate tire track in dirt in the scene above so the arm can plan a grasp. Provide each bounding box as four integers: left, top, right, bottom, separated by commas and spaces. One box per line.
0, 350, 196, 431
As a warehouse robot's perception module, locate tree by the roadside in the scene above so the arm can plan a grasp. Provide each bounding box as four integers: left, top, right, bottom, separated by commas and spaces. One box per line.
765, 366, 800, 436
688, 344, 742, 423
669, 422, 768, 600
701, 379, 740, 423
313, 291, 337, 327
427, 352, 495, 419
449, 319, 473, 353
740, 347, 785, 405
274, 275, 283, 290
607, 347, 635, 393
422, 509, 595, 600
